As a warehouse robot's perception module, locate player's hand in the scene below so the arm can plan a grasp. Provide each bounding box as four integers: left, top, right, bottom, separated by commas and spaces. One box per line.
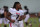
20, 15, 26, 19
22, 15, 26, 19
19, 15, 26, 21
10, 20, 15, 23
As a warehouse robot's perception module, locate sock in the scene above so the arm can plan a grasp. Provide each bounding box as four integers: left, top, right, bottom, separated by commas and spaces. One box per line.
4, 25, 7, 27
25, 22, 28, 26
30, 24, 32, 27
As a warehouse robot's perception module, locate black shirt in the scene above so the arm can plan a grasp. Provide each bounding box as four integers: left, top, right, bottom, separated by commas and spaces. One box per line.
0, 13, 4, 18
0, 9, 8, 18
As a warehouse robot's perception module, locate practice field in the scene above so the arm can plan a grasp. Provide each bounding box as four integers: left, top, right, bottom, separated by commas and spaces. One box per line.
1, 17, 40, 27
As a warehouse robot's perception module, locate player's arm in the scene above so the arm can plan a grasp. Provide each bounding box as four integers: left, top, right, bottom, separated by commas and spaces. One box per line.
4, 11, 7, 18
4, 9, 8, 18
6, 12, 15, 23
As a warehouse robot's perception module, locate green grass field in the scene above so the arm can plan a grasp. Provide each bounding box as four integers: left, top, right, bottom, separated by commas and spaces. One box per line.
1, 17, 40, 27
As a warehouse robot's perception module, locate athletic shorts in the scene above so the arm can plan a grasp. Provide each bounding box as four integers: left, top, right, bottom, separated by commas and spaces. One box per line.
0, 18, 9, 24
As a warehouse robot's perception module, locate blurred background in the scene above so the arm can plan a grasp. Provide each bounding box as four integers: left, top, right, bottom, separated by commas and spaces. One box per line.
0, 0, 40, 13
0, 0, 40, 27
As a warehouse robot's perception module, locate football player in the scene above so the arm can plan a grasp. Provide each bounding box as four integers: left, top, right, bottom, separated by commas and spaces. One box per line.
24, 6, 30, 27
6, 2, 26, 27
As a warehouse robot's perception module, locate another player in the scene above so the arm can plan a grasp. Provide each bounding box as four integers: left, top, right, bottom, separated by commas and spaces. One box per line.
0, 8, 4, 27
24, 6, 30, 27
0, 6, 9, 27
38, 12, 40, 22
0, 7, 4, 27
3, 6, 9, 27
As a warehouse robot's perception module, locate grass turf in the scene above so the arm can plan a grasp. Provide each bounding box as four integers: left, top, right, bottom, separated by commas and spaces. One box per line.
24, 17, 40, 27
1, 17, 40, 27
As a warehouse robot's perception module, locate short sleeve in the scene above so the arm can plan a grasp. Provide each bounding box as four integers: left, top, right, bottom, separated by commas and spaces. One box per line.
8, 8, 16, 15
